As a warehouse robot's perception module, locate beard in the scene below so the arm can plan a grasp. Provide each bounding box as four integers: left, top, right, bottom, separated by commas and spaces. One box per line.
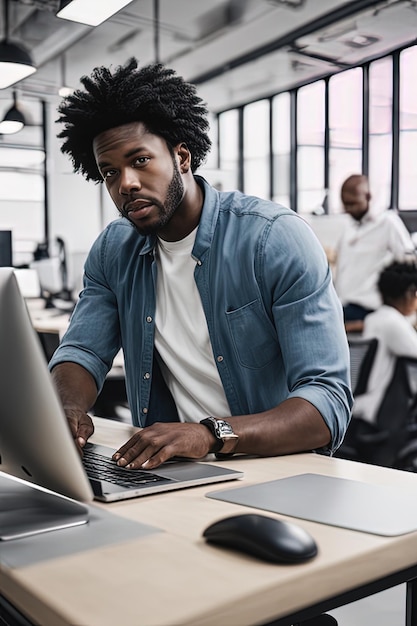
126, 158, 185, 236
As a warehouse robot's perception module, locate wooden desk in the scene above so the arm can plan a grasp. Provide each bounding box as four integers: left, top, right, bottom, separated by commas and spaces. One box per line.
2, 418, 417, 626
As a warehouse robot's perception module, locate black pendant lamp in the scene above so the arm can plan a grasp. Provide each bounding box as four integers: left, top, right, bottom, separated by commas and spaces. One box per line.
0, 90, 25, 134
0, 0, 36, 89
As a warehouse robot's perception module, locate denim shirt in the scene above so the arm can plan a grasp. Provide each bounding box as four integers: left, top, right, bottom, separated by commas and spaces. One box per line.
49, 177, 352, 452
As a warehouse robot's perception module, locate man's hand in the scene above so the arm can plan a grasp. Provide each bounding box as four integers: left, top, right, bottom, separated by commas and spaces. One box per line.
51, 362, 98, 454
113, 422, 215, 469
65, 408, 95, 453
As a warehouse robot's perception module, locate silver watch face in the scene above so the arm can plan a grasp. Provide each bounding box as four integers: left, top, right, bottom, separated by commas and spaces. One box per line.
215, 419, 236, 439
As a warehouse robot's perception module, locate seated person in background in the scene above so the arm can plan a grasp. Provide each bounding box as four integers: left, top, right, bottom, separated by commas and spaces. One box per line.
353, 260, 417, 424
334, 174, 415, 334
49, 58, 352, 472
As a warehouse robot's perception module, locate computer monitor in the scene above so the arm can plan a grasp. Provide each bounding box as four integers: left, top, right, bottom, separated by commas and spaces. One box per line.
0, 267, 93, 502
0, 230, 12, 267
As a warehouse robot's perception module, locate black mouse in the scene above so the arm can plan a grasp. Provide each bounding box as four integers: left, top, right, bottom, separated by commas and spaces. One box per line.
203, 513, 317, 564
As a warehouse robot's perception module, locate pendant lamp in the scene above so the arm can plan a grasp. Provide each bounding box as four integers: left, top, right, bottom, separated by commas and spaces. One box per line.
0, 0, 36, 89
0, 91, 25, 134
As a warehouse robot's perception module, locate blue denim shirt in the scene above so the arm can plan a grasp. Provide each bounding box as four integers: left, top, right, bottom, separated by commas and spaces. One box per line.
50, 177, 352, 452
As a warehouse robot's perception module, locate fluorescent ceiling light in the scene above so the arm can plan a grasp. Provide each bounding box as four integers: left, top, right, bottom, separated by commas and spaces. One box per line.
57, 0, 134, 27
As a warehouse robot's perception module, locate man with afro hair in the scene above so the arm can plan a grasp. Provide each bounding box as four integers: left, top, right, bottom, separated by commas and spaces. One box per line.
50, 58, 352, 471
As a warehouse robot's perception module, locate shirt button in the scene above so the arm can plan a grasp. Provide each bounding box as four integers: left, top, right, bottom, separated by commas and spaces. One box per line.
196, 260, 202, 266
144, 372, 150, 379
217, 355, 224, 362
146, 316, 152, 323
143, 407, 148, 414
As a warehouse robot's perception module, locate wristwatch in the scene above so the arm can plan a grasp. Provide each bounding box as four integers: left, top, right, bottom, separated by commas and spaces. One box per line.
200, 416, 239, 456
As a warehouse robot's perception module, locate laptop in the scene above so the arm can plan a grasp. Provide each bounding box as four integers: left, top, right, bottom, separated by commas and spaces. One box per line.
0, 268, 243, 506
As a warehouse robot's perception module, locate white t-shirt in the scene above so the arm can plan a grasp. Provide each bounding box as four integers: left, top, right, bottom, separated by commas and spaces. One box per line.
154, 228, 230, 423
353, 305, 417, 423
335, 211, 414, 311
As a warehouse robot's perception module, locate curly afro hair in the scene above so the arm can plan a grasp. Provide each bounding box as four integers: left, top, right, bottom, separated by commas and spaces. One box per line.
378, 260, 417, 302
56, 58, 212, 182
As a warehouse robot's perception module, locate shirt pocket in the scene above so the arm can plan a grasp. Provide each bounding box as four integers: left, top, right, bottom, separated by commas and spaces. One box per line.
226, 299, 279, 369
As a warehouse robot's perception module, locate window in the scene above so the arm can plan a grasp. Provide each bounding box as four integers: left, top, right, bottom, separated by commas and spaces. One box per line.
272, 92, 291, 208
328, 68, 363, 213
0, 146, 45, 266
243, 99, 270, 199
218, 109, 239, 191
368, 57, 392, 211
297, 80, 325, 215
0, 99, 45, 266
399, 45, 417, 210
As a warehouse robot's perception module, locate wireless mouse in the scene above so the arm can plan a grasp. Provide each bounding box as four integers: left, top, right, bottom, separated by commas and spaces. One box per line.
203, 513, 318, 564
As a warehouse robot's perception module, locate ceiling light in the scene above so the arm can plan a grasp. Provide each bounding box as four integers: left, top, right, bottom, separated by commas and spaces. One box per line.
343, 34, 379, 49
0, 92, 26, 135
57, 0, 134, 27
0, 1, 37, 89
58, 53, 73, 97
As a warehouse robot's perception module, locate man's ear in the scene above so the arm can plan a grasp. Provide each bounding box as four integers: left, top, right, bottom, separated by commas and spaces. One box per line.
176, 142, 191, 173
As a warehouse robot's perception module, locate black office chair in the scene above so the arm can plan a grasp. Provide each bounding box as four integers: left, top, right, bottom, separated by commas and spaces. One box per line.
335, 336, 378, 461
338, 355, 417, 469
347, 335, 378, 396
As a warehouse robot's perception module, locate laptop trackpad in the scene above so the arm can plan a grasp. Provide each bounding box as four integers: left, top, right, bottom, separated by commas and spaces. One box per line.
156, 461, 236, 481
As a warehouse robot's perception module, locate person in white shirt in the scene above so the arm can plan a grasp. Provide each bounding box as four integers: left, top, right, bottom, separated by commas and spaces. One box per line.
354, 260, 417, 424
334, 174, 415, 332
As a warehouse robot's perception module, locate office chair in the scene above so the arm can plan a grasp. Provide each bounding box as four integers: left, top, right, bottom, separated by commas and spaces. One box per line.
338, 356, 417, 469
347, 335, 378, 396
334, 337, 378, 461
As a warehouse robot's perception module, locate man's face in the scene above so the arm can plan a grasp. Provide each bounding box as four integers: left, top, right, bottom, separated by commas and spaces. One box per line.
93, 121, 184, 236
341, 183, 369, 221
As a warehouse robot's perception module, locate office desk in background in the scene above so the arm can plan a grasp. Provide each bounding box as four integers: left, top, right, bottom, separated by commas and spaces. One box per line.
27, 299, 125, 371
2, 418, 417, 626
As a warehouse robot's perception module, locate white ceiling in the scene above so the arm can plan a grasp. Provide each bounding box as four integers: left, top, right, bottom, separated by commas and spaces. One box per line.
1, 0, 417, 132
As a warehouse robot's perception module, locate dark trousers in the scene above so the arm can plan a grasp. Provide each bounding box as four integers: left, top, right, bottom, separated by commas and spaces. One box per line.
343, 302, 373, 322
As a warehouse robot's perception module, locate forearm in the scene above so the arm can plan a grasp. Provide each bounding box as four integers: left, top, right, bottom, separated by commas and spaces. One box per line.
114, 398, 332, 471
226, 398, 331, 457
51, 362, 98, 413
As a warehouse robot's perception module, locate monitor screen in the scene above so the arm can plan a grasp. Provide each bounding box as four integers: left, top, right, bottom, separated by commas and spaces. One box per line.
0, 230, 12, 267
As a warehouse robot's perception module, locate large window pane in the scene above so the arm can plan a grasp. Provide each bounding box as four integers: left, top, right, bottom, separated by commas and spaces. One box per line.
243, 99, 270, 199
297, 80, 325, 214
328, 68, 363, 213
0, 141, 45, 266
218, 109, 239, 191
272, 92, 290, 208
369, 57, 392, 210
399, 45, 417, 210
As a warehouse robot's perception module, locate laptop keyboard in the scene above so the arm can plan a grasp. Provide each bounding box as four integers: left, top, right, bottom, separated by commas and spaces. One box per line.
82, 447, 168, 488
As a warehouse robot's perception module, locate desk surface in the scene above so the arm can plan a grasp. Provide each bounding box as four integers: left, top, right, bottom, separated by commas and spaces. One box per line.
26, 299, 70, 336
2, 418, 417, 626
